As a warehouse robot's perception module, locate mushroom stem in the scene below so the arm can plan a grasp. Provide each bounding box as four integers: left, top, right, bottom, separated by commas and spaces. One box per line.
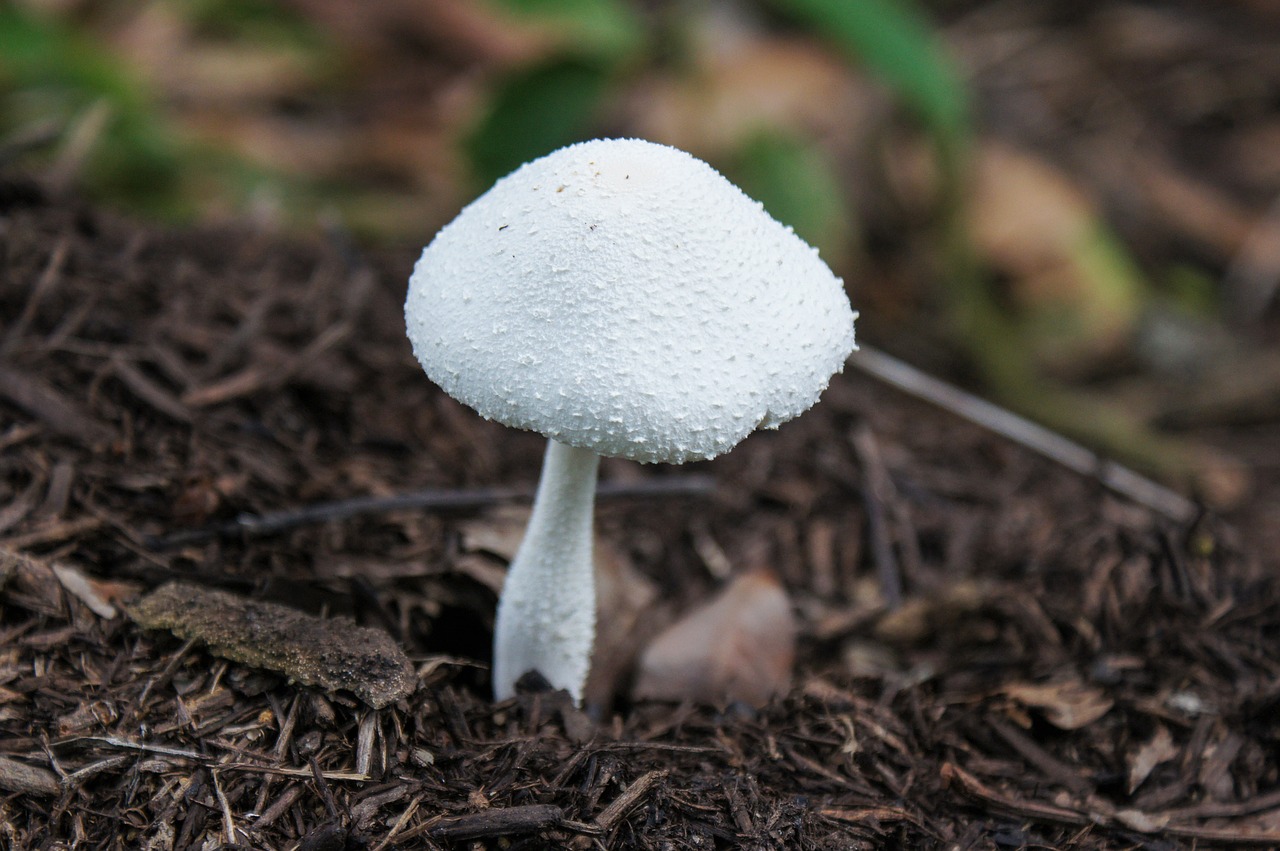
492, 439, 601, 702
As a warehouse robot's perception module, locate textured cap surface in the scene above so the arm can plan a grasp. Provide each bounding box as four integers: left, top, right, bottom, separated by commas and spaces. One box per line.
405, 138, 856, 463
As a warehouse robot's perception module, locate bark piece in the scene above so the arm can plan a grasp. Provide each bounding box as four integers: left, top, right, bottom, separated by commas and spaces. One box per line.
128, 582, 414, 709
0, 755, 59, 796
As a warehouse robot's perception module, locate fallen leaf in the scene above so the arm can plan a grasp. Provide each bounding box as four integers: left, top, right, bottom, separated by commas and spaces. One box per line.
584, 540, 661, 708
1003, 679, 1114, 730
1112, 808, 1171, 833
872, 580, 987, 644
968, 141, 1147, 370
632, 569, 796, 708
52, 563, 118, 620
1127, 724, 1178, 793
458, 506, 528, 561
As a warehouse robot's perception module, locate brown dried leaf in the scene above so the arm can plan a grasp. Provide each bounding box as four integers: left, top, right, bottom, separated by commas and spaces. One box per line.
52, 563, 118, 620
458, 506, 528, 561
1112, 808, 1171, 833
633, 569, 796, 708
584, 540, 660, 707
873, 580, 987, 644
1127, 724, 1178, 793
968, 141, 1145, 366
1003, 680, 1114, 730
128, 582, 415, 709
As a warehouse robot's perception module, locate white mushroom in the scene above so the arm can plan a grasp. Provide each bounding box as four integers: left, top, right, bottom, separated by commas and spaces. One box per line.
405, 138, 856, 703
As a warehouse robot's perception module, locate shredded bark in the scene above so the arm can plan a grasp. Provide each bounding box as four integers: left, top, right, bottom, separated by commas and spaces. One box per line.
0, 180, 1277, 849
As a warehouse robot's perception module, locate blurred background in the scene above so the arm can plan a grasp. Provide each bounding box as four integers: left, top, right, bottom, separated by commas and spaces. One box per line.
2, 0, 1278, 537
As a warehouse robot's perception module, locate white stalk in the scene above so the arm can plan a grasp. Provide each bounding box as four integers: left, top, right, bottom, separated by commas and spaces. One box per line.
492, 439, 600, 702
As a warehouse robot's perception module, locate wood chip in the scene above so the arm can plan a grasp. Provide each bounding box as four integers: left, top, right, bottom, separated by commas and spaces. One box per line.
0, 364, 114, 445
0, 755, 59, 796
128, 582, 415, 709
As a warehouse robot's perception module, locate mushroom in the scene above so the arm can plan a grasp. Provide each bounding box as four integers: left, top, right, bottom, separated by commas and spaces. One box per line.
405, 138, 856, 703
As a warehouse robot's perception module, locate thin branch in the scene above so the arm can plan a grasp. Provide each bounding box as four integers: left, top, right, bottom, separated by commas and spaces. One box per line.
848, 347, 1199, 524
850, 425, 904, 609
150, 474, 716, 550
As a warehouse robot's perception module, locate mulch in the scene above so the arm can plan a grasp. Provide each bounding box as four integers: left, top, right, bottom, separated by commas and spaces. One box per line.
2, 177, 1278, 849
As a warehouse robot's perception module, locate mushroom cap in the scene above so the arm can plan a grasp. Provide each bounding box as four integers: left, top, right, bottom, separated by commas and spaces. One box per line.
405, 138, 857, 464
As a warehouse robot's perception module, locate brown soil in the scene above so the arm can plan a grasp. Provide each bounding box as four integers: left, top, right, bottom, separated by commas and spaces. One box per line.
2, 179, 1279, 849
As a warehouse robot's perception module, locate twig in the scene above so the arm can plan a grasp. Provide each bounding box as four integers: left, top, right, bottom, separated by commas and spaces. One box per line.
309, 755, 341, 820
850, 425, 905, 609
944, 761, 1280, 845
393, 803, 566, 844
848, 347, 1199, 523
0, 364, 114, 446
594, 769, 667, 832
942, 761, 1091, 827
150, 475, 716, 549
1225, 192, 1280, 323
429, 804, 565, 841
249, 783, 303, 833
211, 769, 239, 845
50, 736, 368, 781
371, 793, 423, 851
987, 716, 1093, 796
1, 236, 69, 357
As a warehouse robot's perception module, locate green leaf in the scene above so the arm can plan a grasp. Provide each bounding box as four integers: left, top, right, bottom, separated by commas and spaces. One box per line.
767, 0, 970, 171
484, 0, 645, 62
465, 60, 610, 188
728, 131, 856, 268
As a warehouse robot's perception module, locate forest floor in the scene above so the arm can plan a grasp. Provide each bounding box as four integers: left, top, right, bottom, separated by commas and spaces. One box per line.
2, 177, 1279, 850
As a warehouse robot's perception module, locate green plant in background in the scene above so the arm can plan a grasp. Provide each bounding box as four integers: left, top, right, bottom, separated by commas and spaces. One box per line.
0, 0, 1217, 486
765, 0, 1206, 484
185, 0, 331, 51
467, 59, 616, 188
726, 130, 856, 269
0, 2, 334, 222
767, 0, 970, 186
0, 5, 183, 214
466, 0, 646, 187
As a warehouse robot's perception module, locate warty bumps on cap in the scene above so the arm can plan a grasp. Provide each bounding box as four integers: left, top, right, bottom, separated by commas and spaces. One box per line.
405, 138, 857, 464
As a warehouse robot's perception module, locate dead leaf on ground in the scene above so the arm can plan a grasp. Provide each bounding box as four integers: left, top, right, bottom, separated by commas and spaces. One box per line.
632, 569, 796, 708
968, 141, 1146, 369
1003, 679, 1114, 730
1127, 724, 1178, 793
128, 582, 415, 709
584, 539, 662, 708
51, 563, 120, 620
872, 580, 987, 645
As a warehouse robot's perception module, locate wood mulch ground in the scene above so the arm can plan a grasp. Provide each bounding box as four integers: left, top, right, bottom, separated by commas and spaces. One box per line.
2, 178, 1279, 849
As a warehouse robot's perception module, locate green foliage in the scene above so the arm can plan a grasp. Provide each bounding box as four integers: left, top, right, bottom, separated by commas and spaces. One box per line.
766, 0, 970, 175
0, 6, 183, 214
728, 130, 855, 267
186, 0, 329, 50
486, 0, 646, 62
465, 59, 614, 189
464, 0, 649, 188
1164, 264, 1221, 318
